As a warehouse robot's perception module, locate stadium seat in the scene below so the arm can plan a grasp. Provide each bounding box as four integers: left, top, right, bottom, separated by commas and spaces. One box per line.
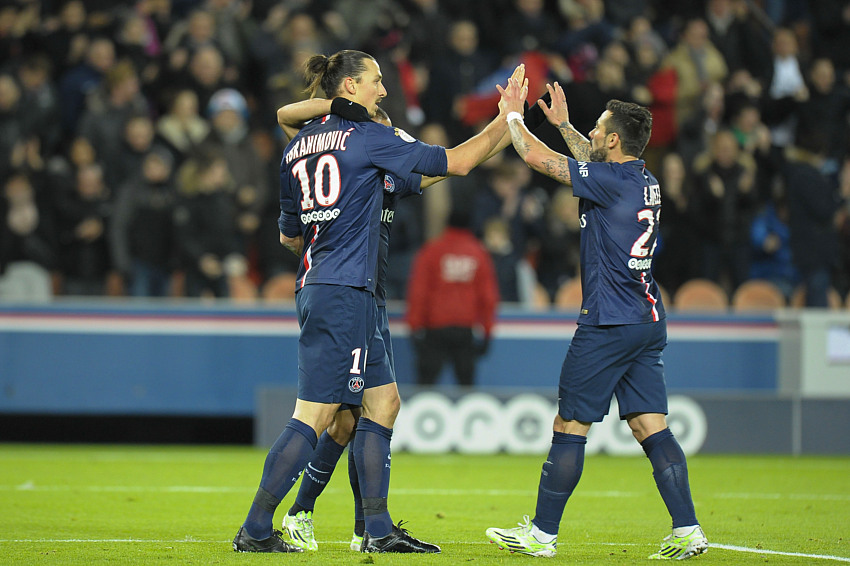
228, 275, 258, 302
530, 282, 552, 311
731, 279, 786, 311
262, 272, 298, 302
554, 278, 583, 310
790, 285, 843, 309
656, 283, 671, 310
672, 279, 728, 312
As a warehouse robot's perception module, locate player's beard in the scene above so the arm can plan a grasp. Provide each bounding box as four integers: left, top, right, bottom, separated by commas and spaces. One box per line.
589, 146, 608, 162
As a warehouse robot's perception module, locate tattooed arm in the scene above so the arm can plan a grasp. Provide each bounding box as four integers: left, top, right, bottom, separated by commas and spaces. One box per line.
499, 77, 574, 186
537, 81, 591, 161
506, 117, 573, 186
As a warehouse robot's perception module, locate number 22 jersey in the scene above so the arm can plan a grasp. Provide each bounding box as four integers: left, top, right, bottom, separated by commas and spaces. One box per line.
567, 158, 666, 326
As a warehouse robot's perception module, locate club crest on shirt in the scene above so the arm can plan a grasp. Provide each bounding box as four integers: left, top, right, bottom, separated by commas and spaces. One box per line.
394, 128, 415, 143
348, 375, 364, 393
384, 174, 396, 193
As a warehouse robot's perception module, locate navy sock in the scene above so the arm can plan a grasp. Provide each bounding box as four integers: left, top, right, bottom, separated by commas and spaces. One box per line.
243, 418, 317, 539
641, 428, 698, 528
290, 431, 346, 514
353, 418, 394, 538
532, 432, 586, 536
348, 435, 365, 535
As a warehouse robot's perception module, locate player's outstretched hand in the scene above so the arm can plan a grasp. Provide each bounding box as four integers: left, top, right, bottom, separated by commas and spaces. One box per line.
496, 64, 527, 116
540, 82, 570, 127
331, 98, 371, 122
497, 77, 528, 117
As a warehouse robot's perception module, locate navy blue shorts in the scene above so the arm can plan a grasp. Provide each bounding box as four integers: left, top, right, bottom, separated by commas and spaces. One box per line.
295, 284, 377, 405
558, 320, 668, 422
366, 306, 396, 387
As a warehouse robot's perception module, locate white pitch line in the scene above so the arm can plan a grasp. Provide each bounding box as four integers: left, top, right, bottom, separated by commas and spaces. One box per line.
3, 539, 849, 561
712, 544, 850, 563
5, 484, 850, 502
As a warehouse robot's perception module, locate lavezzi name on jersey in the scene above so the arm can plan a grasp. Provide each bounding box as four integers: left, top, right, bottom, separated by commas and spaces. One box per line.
301, 208, 341, 224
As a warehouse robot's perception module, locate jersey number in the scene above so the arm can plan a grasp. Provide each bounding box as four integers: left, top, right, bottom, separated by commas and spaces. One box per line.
350, 347, 367, 375
630, 208, 660, 257
292, 155, 341, 210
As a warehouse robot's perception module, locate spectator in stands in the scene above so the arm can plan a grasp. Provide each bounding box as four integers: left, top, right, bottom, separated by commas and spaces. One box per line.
0, 173, 55, 301
155, 89, 210, 162
784, 135, 846, 307
795, 58, 850, 174
482, 216, 522, 303
728, 100, 773, 202
664, 18, 728, 130
77, 60, 150, 168
34, 0, 89, 77
535, 187, 581, 302
759, 27, 808, 159
690, 129, 758, 293
421, 19, 497, 140
473, 157, 544, 249
250, 10, 331, 120
0, 74, 26, 180
704, 0, 772, 77
407, 209, 500, 386
54, 163, 113, 296
199, 88, 268, 250
107, 114, 166, 192
749, 195, 798, 299
159, 44, 233, 114
110, 148, 177, 297
554, 0, 614, 71
677, 81, 726, 171
173, 148, 245, 298
15, 54, 61, 157
808, 0, 850, 78
653, 152, 695, 295
58, 36, 116, 139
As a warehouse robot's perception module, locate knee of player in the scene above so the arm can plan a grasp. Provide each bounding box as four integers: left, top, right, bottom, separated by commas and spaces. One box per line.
327, 411, 357, 444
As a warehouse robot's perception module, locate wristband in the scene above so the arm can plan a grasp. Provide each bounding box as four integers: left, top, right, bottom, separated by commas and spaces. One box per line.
506, 111, 523, 124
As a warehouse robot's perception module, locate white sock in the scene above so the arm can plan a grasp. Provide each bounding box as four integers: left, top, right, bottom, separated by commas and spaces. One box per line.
672, 525, 701, 538
531, 523, 557, 543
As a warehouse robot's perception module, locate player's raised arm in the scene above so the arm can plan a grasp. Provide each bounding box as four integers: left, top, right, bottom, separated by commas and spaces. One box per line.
539, 81, 591, 161
277, 97, 372, 139
277, 98, 332, 140
497, 77, 574, 187
442, 64, 527, 176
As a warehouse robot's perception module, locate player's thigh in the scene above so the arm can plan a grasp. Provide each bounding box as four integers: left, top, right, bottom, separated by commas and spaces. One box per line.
557, 324, 643, 422
365, 306, 396, 389
296, 284, 372, 405
615, 320, 669, 418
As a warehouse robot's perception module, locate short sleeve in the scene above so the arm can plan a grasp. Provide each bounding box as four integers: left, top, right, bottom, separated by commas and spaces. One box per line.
568, 159, 620, 208
366, 124, 447, 180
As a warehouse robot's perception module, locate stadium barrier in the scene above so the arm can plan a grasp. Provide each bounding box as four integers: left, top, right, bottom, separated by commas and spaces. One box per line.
256, 387, 850, 454
0, 302, 847, 452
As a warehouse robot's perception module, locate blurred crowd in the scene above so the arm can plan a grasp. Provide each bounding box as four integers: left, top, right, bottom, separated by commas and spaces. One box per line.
0, 0, 849, 307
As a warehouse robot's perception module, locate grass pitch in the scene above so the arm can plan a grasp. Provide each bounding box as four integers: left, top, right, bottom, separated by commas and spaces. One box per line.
1, 444, 848, 565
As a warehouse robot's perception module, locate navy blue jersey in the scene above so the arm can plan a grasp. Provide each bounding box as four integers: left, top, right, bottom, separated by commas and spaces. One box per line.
279, 114, 446, 292
567, 158, 665, 325
375, 172, 422, 306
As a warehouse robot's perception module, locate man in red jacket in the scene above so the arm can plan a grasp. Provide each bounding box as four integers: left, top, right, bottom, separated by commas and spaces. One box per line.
407, 209, 500, 386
